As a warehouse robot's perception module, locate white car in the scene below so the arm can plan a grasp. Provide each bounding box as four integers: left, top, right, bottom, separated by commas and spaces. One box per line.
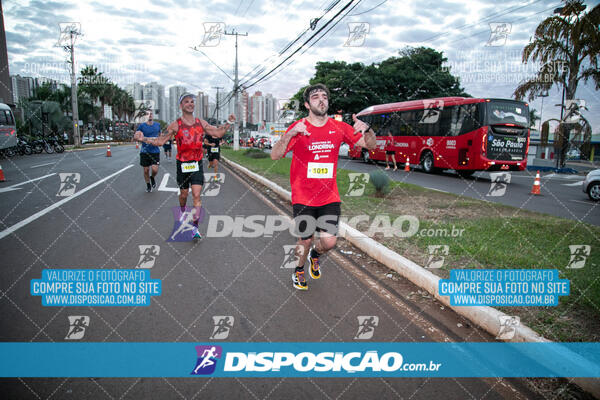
567, 149, 581, 159
338, 143, 349, 157
582, 169, 600, 201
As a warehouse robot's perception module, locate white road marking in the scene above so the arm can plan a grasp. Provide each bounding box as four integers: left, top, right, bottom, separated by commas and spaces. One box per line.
562, 181, 584, 187
571, 199, 595, 205
158, 173, 180, 194
30, 162, 56, 169
0, 165, 133, 240
0, 173, 56, 194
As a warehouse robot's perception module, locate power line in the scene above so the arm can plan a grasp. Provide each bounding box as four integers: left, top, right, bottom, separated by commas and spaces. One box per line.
420, 0, 547, 44
443, 4, 560, 47
236, 0, 344, 86
241, 0, 360, 89
348, 0, 386, 16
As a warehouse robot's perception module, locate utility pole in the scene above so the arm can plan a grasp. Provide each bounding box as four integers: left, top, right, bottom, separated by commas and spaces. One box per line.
212, 86, 223, 124
59, 24, 82, 146
224, 29, 247, 151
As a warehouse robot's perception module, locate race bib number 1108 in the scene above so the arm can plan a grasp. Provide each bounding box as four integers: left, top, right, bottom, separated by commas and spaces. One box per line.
307, 162, 334, 179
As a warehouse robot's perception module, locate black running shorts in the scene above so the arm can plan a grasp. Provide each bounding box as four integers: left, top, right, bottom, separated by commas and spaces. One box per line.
176, 160, 204, 189
292, 202, 341, 240
140, 152, 160, 167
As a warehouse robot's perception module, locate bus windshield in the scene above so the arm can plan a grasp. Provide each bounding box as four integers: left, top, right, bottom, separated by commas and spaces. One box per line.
486, 100, 528, 127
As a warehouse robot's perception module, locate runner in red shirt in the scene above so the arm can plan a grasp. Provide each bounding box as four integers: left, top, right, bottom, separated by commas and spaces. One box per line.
134, 93, 235, 240
271, 84, 376, 290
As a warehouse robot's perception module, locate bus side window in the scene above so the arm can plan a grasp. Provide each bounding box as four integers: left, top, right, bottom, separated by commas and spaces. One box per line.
369, 114, 381, 136
390, 112, 402, 136
404, 111, 418, 136
417, 109, 443, 136
458, 104, 480, 135
438, 106, 454, 136
378, 113, 392, 136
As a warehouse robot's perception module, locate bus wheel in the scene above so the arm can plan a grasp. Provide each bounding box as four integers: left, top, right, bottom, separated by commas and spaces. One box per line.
421, 152, 435, 173
457, 170, 475, 177
362, 150, 371, 164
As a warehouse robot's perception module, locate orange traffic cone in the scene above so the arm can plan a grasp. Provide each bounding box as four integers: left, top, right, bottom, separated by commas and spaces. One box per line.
530, 171, 541, 195
0, 164, 5, 182
106, 144, 112, 157
404, 157, 410, 172
135, 141, 139, 149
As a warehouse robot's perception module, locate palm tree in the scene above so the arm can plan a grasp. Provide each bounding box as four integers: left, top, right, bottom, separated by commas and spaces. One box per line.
529, 109, 541, 129
514, 0, 599, 165
514, 1, 599, 101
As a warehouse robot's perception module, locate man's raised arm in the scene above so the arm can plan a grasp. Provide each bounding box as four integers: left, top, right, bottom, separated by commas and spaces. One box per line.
351, 114, 376, 150
201, 114, 236, 138
134, 121, 176, 146
270, 119, 307, 160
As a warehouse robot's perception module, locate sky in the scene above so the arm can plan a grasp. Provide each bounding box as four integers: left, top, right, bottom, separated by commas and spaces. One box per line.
3, 0, 600, 131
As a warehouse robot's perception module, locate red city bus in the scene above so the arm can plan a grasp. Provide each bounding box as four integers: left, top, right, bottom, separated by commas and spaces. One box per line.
349, 97, 530, 176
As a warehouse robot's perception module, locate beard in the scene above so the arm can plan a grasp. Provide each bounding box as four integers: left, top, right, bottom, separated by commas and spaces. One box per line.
309, 102, 328, 117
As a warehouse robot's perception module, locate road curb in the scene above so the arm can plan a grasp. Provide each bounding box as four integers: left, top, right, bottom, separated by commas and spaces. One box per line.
65, 142, 132, 152
222, 156, 600, 397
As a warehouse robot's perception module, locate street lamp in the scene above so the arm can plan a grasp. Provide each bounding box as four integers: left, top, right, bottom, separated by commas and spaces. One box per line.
554, 7, 567, 168
538, 90, 548, 132
552, 4, 586, 168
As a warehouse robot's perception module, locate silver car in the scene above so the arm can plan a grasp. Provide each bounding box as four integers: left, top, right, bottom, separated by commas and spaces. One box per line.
582, 169, 600, 201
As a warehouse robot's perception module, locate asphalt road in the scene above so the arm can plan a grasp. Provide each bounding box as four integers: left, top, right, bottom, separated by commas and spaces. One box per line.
333, 156, 600, 226
0, 146, 545, 399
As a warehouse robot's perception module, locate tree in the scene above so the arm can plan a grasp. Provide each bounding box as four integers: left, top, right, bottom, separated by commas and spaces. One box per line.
529, 109, 541, 128
514, 1, 599, 102
514, 0, 599, 165
290, 47, 468, 118
154, 119, 167, 131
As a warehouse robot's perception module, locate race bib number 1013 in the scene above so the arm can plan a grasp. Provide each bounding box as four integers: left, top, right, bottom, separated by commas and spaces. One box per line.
307, 162, 334, 179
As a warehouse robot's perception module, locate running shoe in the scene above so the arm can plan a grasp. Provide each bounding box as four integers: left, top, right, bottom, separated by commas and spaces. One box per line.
146, 183, 152, 192
150, 176, 156, 189
192, 226, 203, 240
292, 270, 308, 290
309, 250, 321, 279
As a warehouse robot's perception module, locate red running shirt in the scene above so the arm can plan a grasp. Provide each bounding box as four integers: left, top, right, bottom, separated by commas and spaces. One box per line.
284, 118, 362, 206
175, 118, 204, 162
